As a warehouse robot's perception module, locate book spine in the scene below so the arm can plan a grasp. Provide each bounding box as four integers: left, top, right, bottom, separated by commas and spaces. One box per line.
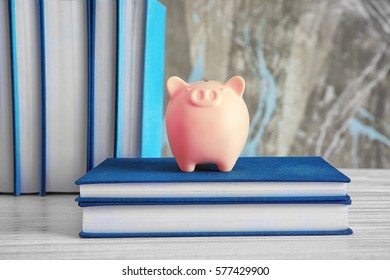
8, 0, 21, 196
140, 0, 166, 157
114, 0, 124, 158
38, 0, 46, 196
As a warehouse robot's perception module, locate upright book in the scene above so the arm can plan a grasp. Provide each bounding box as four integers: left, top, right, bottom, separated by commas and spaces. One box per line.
140, 0, 166, 157
41, 0, 88, 193
114, 0, 146, 158
76, 157, 352, 237
8, 0, 42, 195
87, 0, 117, 169
0, 0, 14, 194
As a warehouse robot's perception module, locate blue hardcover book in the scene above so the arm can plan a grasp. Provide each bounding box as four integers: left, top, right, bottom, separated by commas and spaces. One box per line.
87, 0, 116, 169
114, 0, 146, 158
75, 157, 352, 237
78, 199, 352, 238
76, 157, 350, 198
140, 0, 166, 157
0, 0, 14, 194
8, 0, 42, 195
41, 0, 88, 193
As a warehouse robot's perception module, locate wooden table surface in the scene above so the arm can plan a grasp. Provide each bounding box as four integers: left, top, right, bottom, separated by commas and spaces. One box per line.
0, 169, 389, 260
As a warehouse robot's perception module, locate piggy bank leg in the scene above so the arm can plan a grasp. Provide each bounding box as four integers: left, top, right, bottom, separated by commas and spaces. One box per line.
217, 160, 236, 172
177, 160, 196, 172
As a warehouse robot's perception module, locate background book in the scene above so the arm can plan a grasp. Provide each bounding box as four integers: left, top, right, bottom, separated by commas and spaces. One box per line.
42, 0, 88, 193
115, 0, 145, 158
88, 0, 117, 168
140, 0, 166, 157
0, 0, 14, 194
10, 0, 42, 195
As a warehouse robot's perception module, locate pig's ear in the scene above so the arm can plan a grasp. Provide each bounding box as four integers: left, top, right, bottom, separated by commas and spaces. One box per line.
167, 76, 188, 99
225, 76, 245, 97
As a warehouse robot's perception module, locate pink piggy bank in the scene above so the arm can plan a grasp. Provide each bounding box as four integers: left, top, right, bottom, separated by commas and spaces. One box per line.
166, 76, 250, 172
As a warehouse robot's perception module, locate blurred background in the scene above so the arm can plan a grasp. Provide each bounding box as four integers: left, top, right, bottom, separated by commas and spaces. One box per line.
160, 0, 390, 169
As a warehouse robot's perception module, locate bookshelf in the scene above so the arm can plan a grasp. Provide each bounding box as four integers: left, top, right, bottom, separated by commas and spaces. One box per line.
0, 168, 389, 259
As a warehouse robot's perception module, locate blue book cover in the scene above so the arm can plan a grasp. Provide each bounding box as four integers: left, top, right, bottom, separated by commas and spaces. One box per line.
86, 0, 95, 171
79, 229, 353, 238
76, 195, 352, 205
140, 0, 166, 157
38, 0, 46, 196
76, 156, 351, 185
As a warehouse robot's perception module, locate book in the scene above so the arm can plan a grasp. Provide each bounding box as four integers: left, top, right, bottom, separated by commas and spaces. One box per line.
78, 198, 352, 238
75, 157, 352, 237
41, 0, 88, 193
114, 0, 146, 158
140, 0, 166, 157
0, 0, 14, 194
87, 0, 116, 168
9, 0, 42, 195
76, 157, 350, 198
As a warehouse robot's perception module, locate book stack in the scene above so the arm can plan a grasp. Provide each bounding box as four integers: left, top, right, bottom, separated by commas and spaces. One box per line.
0, 0, 166, 195
75, 157, 352, 237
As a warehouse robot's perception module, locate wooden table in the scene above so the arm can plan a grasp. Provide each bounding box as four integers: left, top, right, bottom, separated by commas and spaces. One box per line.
0, 169, 389, 259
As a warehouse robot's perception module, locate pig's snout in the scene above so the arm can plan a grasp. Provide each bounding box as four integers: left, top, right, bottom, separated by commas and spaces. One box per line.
190, 89, 221, 107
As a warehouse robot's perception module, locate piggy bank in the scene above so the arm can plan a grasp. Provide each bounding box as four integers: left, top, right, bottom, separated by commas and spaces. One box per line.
166, 76, 250, 172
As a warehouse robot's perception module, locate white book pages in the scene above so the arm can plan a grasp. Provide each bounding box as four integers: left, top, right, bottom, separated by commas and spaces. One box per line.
0, 0, 14, 193
116, 0, 145, 157
92, 0, 116, 167
14, 0, 42, 193
82, 204, 349, 233
80, 182, 347, 198
44, 0, 88, 192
